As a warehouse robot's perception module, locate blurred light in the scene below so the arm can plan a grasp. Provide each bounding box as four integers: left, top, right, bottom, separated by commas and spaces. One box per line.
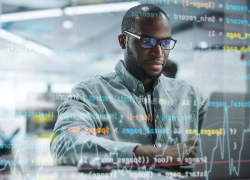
16, 81, 47, 103
64, 2, 140, 16
0, 29, 53, 56
0, 29, 25, 44
0, 2, 140, 22
198, 41, 208, 49
25, 41, 54, 56
51, 83, 76, 93
0, 9, 63, 22
0, 81, 15, 109
62, 20, 73, 29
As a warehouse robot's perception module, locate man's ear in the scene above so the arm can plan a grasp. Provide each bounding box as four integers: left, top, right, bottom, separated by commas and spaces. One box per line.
118, 34, 126, 49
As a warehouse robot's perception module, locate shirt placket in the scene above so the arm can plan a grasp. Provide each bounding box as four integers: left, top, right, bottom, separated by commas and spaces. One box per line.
137, 83, 158, 147
145, 93, 157, 147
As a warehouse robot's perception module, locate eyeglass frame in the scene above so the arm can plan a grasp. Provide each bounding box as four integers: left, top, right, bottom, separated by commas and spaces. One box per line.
123, 30, 177, 50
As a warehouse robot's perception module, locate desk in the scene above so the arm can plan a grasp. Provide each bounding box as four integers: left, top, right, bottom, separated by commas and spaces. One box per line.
0, 138, 180, 180
0, 165, 180, 180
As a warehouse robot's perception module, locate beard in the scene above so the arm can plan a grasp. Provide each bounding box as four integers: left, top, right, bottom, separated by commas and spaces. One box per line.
125, 45, 162, 80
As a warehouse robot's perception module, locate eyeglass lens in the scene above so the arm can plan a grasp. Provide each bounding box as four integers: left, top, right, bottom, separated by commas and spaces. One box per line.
141, 37, 175, 49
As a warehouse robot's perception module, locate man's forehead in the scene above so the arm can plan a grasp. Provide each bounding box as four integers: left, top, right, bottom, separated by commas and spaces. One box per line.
133, 16, 171, 38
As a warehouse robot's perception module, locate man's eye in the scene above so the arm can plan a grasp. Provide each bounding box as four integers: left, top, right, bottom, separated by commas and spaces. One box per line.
142, 40, 150, 43
142, 38, 151, 43
162, 40, 170, 46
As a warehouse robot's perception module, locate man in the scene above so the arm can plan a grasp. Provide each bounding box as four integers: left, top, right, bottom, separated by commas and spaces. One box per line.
162, 60, 178, 78
50, 4, 207, 167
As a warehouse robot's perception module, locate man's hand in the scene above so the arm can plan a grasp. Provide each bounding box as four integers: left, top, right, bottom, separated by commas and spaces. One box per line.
160, 137, 199, 166
133, 137, 199, 167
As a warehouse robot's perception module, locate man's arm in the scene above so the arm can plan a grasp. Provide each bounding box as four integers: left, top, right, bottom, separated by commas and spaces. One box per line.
198, 89, 209, 132
133, 87, 208, 167
133, 137, 199, 167
50, 83, 141, 166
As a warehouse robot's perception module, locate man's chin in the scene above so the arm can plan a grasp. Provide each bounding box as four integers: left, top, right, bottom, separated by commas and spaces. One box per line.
142, 71, 162, 80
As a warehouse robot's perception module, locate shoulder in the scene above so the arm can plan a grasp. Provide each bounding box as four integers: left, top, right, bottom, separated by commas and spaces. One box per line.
160, 76, 199, 93
73, 72, 117, 90
65, 72, 118, 108
160, 76, 208, 112
160, 76, 208, 102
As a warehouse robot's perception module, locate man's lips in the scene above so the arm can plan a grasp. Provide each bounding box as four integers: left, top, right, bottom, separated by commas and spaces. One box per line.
145, 61, 163, 70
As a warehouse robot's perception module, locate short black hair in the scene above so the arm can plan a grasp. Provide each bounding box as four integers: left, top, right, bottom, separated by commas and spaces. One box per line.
121, 4, 169, 33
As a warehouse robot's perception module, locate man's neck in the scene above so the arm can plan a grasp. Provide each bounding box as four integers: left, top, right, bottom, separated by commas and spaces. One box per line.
141, 78, 154, 93
129, 71, 155, 93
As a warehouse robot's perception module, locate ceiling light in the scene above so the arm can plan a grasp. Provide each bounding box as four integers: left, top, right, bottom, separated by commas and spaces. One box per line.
62, 20, 73, 29
0, 2, 140, 23
0, 29, 53, 56
0, 9, 63, 22
64, 2, 140, 16
0, 29, 25, 44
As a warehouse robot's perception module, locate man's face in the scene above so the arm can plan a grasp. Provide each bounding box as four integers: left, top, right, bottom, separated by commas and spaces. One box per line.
124, 15, 171, 80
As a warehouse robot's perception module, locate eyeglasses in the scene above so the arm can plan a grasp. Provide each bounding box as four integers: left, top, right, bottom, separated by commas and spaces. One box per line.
123, 31, 177, 50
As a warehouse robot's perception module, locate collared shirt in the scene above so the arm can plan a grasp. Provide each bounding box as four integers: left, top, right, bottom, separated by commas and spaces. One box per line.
50, 60, 208, 164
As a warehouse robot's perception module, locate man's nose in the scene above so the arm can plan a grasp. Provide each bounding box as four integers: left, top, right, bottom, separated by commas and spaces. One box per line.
151, 42, 164, 57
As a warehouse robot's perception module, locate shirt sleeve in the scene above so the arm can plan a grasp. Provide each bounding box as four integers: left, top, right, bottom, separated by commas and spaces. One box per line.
197, 89, 209, 132
50, 82, 141, 166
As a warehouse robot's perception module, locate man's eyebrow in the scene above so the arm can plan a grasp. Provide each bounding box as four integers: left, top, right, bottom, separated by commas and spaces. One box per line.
140, 34, 172, 39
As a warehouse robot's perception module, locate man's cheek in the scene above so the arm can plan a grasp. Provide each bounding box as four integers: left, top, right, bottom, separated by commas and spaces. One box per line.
165, 52, 170, 60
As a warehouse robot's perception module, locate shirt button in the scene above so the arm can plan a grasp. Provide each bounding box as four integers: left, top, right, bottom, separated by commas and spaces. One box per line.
139, 84, 141, 87
133, 88, 136, 91
158, 143, 161, 147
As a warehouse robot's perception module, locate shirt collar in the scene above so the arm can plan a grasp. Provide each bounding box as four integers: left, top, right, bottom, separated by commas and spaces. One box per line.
115, 60, 161, 95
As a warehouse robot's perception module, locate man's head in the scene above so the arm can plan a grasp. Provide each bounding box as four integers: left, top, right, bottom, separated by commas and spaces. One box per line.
118, 4, 171, 80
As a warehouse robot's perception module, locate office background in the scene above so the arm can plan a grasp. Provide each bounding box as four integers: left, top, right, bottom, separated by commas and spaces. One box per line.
0, 0, 249, 179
